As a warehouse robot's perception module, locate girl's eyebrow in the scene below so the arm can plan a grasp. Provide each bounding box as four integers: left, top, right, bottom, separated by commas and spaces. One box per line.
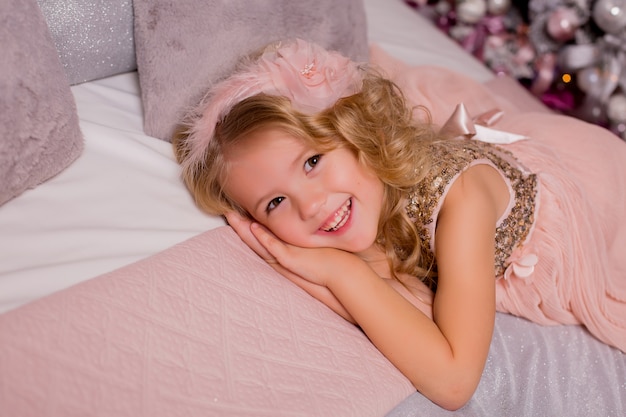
252, 147, 310, 215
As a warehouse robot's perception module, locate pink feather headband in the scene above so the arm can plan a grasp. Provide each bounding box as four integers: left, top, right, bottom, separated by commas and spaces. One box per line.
180, 38, 364, 174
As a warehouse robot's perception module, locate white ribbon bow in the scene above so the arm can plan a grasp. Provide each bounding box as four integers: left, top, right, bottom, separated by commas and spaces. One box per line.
439, 103, 529, 144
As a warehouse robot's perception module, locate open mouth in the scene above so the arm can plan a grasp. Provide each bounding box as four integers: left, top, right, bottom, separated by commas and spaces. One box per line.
321, 199, 352, 232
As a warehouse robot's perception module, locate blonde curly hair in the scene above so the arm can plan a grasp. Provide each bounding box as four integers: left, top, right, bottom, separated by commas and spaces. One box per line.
173, 68, 441, 282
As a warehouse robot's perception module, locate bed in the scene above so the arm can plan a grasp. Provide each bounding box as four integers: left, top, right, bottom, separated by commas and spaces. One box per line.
0, 0, 624, 415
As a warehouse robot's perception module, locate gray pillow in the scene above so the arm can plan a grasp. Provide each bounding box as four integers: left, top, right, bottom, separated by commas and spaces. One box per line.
36, 0, 137, 85
0, 0, 84, 206
133, 0, 369, 141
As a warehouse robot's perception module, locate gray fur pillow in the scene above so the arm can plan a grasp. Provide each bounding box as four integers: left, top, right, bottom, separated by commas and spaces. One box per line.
0, 0, 83, 206
133, 0, 369, 141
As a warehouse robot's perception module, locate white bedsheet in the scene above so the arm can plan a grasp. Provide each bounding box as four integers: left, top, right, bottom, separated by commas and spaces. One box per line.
0, 74, 224, 313
0, 0, 493, 314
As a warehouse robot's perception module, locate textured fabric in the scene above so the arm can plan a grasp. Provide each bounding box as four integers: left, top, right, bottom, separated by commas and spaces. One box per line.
0, 227, 414, 417
370, 45, 626, 354
36, 0, 136, 85
132, 0, 369, 141
0, 0, 83, 206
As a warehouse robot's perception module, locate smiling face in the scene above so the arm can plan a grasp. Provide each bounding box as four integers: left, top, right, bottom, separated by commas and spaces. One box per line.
222, 128, 385, 255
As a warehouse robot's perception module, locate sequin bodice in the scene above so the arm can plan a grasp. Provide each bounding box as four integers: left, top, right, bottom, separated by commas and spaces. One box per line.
405, 140, 538, 277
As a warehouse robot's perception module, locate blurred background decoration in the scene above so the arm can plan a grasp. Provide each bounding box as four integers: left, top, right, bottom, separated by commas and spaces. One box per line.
405, 0, 626, 139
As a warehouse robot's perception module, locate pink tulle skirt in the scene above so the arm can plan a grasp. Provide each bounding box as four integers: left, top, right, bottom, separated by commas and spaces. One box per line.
495, 112, 626, 353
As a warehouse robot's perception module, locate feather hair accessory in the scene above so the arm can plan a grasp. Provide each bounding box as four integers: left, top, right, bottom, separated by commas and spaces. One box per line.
179, 38, 364, 175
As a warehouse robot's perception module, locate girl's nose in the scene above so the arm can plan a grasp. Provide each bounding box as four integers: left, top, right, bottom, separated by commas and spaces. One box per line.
296, 188, 326, 220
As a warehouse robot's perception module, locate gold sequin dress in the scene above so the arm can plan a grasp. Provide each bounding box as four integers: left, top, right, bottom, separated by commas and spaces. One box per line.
406, 135, 626, 353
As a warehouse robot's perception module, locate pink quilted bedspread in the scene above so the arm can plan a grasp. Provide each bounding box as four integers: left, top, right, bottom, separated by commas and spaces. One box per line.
0, 226, 414, 416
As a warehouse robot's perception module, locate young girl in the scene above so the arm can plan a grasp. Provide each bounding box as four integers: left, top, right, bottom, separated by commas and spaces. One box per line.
173, 39, 626, 410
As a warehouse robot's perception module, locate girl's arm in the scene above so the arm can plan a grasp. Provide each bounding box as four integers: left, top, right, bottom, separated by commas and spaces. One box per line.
247, 165, 501, 410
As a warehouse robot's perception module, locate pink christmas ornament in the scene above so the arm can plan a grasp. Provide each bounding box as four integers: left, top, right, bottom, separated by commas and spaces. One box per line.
547, 7, 581, 42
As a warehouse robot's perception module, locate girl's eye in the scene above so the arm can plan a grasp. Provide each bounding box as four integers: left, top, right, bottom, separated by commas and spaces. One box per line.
266, 196, 285, 213
304, 154, 322, 173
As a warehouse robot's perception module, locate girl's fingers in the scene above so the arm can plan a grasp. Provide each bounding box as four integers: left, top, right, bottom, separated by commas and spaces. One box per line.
249, 222, 284, 261
250, 222, 325, 283
226, 214, 255, 245
224, 211, 248, 231
225, 212, 275, 261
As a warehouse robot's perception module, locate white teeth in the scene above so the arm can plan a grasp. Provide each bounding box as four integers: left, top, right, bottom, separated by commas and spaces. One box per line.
322, 200, 351, 232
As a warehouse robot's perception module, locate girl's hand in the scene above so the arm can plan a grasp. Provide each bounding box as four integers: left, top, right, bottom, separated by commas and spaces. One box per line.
224, 212, 280, 268
226, 212, 363, 287
248, 223, 362, 288
225, 212, 356, 322
226, 211, 434, 321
